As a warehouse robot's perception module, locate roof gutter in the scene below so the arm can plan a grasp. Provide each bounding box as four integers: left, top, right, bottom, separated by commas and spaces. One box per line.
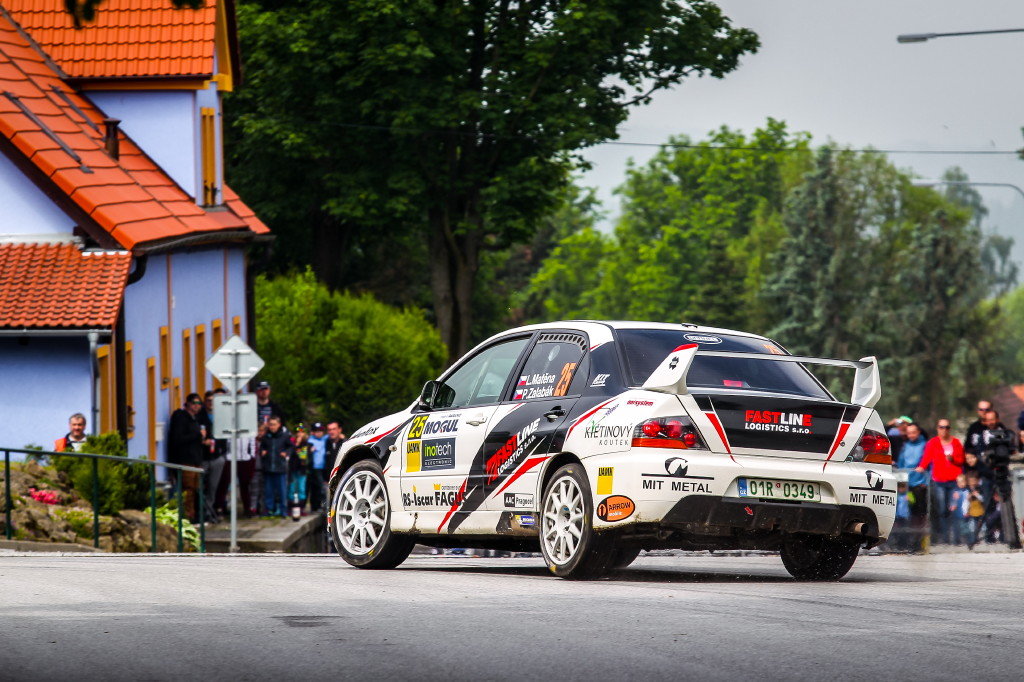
0, 329, 112, 337
132, 230, 272, 255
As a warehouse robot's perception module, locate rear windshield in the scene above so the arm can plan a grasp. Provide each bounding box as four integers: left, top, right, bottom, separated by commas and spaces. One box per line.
617, 329, 831, 399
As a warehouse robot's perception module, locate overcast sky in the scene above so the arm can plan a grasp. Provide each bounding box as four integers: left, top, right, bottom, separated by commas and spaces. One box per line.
582, 0, 1024, 254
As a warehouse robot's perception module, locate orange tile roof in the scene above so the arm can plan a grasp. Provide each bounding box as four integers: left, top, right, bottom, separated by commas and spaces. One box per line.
2, 0, 216, 79
0, 242, 130, 328
0, 11, 266, 250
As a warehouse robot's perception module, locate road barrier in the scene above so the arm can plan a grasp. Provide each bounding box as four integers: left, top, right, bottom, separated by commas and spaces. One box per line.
2, 446, 206, 553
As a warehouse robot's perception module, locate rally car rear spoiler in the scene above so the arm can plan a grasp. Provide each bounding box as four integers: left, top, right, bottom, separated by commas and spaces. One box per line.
642, 344, 881, 408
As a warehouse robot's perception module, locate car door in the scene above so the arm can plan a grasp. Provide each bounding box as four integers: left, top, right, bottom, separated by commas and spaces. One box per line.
398, 335, 531, 527
482, 332, 589, 513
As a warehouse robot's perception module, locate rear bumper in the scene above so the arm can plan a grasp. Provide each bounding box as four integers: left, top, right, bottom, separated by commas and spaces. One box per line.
661, 495, 881, 539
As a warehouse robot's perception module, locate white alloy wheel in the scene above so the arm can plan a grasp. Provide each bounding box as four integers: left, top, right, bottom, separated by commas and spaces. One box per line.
334, 470, 387, 555
543, 475, 585, 565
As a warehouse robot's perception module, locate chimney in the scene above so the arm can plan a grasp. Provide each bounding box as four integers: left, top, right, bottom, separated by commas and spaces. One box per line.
103, 118, 120, 160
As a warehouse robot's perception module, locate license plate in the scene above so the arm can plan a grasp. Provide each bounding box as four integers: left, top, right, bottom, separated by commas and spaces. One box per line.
737, 477, 821, 502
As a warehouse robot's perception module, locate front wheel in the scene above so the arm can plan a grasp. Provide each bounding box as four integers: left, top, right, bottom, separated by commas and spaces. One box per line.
540, 464, 616, 579
780, 535, 860, 581
330, 460, 414, 569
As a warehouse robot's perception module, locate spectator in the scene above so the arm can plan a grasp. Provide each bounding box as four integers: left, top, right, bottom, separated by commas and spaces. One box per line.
198, 389, 227, 524
247, 423, 267, 516
965, 474, 987, 546
891, 480, 912, 551
948, 474, 972, 546
289, 424, 310, 511
973, 409, 1011, 464
916, 418, 965, 544
255, 381, 285, 425
54, 413, 88, 452
886, 416, 912, 460
167, 394, 208, 522
965, 400, 994, 456
259, 415, 292, 518
323, 421, 347, 508
962, 451, 994, 500
896, 423, 929, 546
307, 422, 329, 512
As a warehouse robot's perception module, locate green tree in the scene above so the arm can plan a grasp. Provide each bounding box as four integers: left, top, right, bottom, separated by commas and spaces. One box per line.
762, 149, 996, 422
227, 0, 759, 359
527, 120, 809, 326
255, 269, 446, 428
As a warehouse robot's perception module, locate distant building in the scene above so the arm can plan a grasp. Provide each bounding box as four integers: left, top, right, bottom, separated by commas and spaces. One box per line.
0, 0, 269, 458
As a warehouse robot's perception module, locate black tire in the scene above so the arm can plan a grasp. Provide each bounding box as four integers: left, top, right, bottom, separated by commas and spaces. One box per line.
610, 546, 642, 570
780, 535, 860, 581
540, 463, 617, 579
330, 459, 414, 569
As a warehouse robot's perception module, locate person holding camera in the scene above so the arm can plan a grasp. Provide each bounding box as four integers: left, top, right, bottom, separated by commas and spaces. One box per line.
916, 419, 965, 544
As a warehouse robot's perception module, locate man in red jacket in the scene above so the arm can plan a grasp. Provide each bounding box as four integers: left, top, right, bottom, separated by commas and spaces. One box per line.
917, 419, 965, 544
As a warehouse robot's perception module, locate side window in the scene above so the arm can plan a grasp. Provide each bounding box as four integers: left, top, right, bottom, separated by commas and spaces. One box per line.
513, 339, 585, 401
434, 337, 530, 409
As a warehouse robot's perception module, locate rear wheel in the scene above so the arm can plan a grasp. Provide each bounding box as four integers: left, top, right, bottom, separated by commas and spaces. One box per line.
780, 535, 860, 581
540, 464, 616, 579
330, 460, 414, 569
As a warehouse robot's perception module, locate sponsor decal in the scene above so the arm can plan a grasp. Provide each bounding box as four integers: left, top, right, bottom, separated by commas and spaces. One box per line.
596, 495, 635, 522
485, 419, 541, 483
403, 483, 463, 508
503, 492, 535, 508
743, 410, 813, 434
351, 425, 380, 439
626, 399, 654, 407
684, 333, 722, 344
583, 422, 632, 447
849, 492, 896, 506
408, 415, 429, 440
421, 438, 456, 470
405, 440, 422, 473
423, 418, 458, 436
591, 373, 610, 387
849, 470, 896, 494
515, 514, 536, 527
597, 466, 614, 495
641, 457, 714, 492
554, 362, 576, 397
668, 356, 679, 370
762, 343, 785, 356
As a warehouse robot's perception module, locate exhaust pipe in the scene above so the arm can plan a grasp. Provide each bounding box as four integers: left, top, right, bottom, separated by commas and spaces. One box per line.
846, 521, 867, 535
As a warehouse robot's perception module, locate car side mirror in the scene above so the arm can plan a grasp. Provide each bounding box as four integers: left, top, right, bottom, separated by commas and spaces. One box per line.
418, 380, 438, 410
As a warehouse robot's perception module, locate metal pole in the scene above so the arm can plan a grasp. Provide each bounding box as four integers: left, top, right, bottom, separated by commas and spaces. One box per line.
176, 473, 183, 553
149, 465, 157, 553
230, 348, 240, 553
92, 457, 100, 549
4, 451, 11, 540
199, 470, 206, 553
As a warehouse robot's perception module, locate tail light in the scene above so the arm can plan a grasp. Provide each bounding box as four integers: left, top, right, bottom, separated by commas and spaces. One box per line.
846, 429, 891, 465
632, 416, 706, 450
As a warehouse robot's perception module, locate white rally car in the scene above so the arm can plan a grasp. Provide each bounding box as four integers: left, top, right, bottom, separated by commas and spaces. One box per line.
328, 321, 895, 580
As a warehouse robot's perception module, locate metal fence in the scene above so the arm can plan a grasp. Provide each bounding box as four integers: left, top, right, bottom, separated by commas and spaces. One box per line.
880, 469, 1024, 553
2, 446, 206, 553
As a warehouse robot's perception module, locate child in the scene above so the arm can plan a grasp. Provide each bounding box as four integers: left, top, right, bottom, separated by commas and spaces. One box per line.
965, 474, 986, 547
948, 474, 971, 545
892, 481, 912, 551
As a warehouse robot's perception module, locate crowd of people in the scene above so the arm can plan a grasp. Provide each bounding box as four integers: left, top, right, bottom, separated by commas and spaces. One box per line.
888, 399, 1022, 550
162, 381, 347, 524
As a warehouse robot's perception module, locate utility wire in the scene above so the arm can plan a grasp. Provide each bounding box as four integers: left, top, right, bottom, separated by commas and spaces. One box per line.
234, 115, 1024, 155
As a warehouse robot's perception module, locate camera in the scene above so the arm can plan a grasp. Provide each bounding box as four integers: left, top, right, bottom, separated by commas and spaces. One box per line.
983, 427, 1016, 469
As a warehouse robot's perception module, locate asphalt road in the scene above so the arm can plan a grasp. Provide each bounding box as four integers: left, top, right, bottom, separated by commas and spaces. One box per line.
1, 551, 1022, 681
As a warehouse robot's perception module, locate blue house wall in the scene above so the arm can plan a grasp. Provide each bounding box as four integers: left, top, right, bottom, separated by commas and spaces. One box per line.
121, 246, 249, 460
0, 153, 76, 235
0, 337, 93, 453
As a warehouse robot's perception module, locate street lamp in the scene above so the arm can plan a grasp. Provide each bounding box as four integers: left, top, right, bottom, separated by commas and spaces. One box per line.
897, 28, 1024, 44
912, 179, 1024, 201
